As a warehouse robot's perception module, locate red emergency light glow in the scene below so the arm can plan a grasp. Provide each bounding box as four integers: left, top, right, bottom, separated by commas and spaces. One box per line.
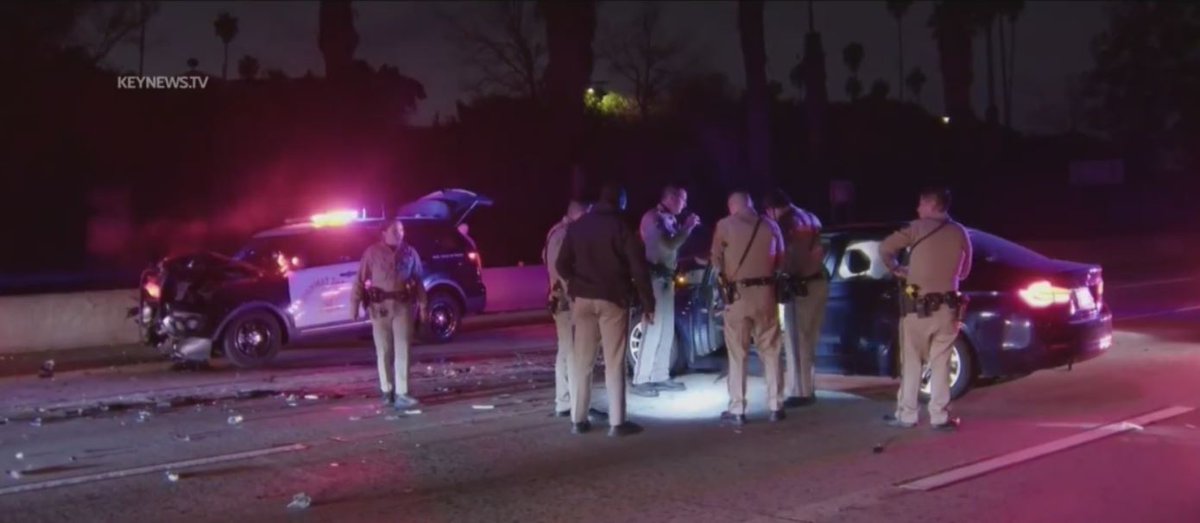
1019, 280, 1072, 308
311, 209, 360, 227
144, 280, 162, 300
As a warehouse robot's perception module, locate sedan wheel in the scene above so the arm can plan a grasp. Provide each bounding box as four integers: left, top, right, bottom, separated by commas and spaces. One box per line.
919, 338, 975, 401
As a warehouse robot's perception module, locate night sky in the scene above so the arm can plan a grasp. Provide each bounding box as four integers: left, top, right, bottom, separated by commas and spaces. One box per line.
100, 1, 1111, 134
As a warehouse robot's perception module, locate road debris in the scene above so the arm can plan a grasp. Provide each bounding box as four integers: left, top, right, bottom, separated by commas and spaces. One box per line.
304, 394, 320, 401
136, 410, 153, 423
14, 452, 24, 461
174, 434, 193, 442
404, 409, 423, 415
873, 444, 885, 454
348, 416, 362, 422
472, 405, 496, 411
287, 493, 312, 510
166, 471, 181, 482
7, 470, 22, 480
329, 462, 340, 468
385, 415, 400, 421
30, 418, 43, 428
38, 360, 55, 379
227, 415, 244, 425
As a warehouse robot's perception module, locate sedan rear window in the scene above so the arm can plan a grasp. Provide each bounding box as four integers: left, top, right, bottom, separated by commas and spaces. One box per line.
969, 230, 1050, 268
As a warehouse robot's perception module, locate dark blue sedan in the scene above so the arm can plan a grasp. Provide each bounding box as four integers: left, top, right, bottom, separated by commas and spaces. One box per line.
628, 223, 1113, 399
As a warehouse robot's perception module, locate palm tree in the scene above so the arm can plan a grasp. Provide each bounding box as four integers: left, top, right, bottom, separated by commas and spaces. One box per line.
997, 0, 1025, 128
842, 42, 864, 101
738, 0, 770, 189
929, 1, 977, 123
537, 0, 597, 193
213, 12, 239, 81
886, 0, 914, 100
905, 66, 927, 104
978, 4, 999, 124
238, 54, 260, 81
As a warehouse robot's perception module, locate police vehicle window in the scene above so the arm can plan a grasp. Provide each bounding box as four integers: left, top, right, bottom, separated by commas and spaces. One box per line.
305, 229, 373, 266
837, 240, 890, 280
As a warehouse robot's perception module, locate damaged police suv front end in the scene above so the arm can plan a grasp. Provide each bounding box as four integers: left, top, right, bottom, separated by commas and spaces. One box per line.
131, 251, 289, 366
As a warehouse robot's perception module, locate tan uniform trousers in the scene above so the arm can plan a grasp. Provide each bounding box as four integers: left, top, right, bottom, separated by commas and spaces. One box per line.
724, 286, 784, 415
371, 303, 413, 395
553, 310, 574, 413
570, 298, 630, 426
782, 279, 828, 399
896, 307, 959, 425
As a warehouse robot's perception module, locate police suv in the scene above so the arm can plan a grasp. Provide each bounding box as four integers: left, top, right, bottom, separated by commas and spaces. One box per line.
133, 189, 491, 368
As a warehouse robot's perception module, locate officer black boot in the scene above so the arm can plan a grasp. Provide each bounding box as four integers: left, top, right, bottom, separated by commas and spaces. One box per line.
571, 420, 592, 435
769, 409, 787, 423
382, 390, 396, 406
720, 411, 747, 426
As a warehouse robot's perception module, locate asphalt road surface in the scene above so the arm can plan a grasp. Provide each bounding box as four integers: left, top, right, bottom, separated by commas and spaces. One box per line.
1, 272, 1199, 522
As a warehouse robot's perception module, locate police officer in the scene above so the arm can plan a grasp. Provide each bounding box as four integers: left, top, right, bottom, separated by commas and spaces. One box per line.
542, 199, 590, 417
878, 187, 972, 431
710, 191, 786, 425
633, 184, 701, 397
763, 189, 827, 409
556, 182, 655, 437
351, 217, 427, 410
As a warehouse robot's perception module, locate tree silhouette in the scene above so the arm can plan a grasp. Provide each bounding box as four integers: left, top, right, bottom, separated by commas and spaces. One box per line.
237, 54, 259, 81
443, 2, 545, 99
842, 42, 864, 101
886, 0, 914, 100
997, 0, 1025, 128
599, 1, 687, 120
905, 66, 927, 104
213, 12, 238, 81
1084, 2, 1200, 174
930, 1, 977, 123
869, 79, 890, 100
738, 0, 771, 190
977, 4, 999, 125
538, 0, 597, 191
186, 57, 199, 73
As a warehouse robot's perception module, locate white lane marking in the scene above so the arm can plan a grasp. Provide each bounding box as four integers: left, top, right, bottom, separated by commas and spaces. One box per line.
1109, 276, 1198, 290
897, 406, 1195, 491
1116, 304, 1200, 321
0, 443, 308, 497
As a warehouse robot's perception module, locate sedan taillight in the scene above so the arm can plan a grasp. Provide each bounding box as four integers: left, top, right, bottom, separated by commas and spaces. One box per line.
1019, 280, 1071, 308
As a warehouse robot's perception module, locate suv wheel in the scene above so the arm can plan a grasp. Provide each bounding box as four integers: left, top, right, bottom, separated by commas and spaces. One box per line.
420, 290, 462, 344
222, 310, 282, 369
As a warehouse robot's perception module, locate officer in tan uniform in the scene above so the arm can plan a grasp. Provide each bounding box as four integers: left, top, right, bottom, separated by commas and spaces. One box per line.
633, 185, 701, 397
710, 191, 787, 425
878, 187, 972, 431
764, 189, 827, 408
542, 200, 590, 417
351, 217, 427, 410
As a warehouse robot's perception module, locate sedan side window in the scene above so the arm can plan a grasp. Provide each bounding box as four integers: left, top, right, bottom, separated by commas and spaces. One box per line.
837, 240, 891, 281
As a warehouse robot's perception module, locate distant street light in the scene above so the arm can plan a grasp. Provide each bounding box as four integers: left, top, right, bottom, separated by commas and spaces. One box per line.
587, 87, 596, 95
941, 116, 951, 125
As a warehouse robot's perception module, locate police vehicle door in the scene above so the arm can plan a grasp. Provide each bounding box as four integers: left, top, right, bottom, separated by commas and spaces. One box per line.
288, 228, 372, 330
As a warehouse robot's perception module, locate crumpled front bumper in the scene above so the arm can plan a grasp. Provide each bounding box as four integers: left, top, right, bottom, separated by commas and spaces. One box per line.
130, 303, 215, 362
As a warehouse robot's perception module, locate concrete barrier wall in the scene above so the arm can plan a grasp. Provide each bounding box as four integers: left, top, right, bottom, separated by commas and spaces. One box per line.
0, 267, 551, 356
0, 289, 140, 355
4, 233, 1200, 356
1022, 233, 1200, 269
481, 265, 548, 313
